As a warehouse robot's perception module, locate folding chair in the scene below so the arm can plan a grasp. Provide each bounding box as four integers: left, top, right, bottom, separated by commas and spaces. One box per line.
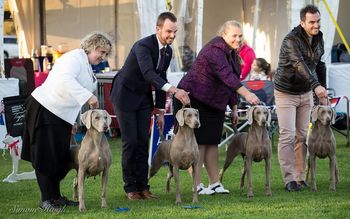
328, 95, 350, 146
219, 80, 278, 148
242, 80, 278, 141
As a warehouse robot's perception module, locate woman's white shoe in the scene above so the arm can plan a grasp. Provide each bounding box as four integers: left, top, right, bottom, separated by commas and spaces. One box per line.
197, 183, 215, 195
209, 182, 230, 194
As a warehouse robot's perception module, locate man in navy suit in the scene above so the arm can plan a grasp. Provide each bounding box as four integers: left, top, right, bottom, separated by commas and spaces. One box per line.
110, 12, 190, 200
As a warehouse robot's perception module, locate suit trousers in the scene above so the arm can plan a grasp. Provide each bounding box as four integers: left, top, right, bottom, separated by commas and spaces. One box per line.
115, 97, 152, 193
275, 89, 313, 184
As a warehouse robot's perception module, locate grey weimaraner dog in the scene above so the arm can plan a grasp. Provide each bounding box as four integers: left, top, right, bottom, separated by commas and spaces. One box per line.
149, 107, 200, 204
306, 105, 339, 192
70, 109, 112, 212
219, 105, 272, 198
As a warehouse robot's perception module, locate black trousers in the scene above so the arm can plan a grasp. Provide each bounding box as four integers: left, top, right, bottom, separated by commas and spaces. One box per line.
116, 98, 152, 193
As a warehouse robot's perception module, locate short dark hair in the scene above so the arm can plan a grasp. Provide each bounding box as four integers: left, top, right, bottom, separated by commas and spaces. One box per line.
156, 12, 177, 27
300, 5, 320, 21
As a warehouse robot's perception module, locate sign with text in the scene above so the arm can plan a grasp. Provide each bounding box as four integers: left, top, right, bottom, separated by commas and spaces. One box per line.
3, 95, 28, 137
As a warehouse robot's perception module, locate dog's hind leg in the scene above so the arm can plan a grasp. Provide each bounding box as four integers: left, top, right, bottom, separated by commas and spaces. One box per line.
265, 158, 272, 196
240, 161, 247, 195
329, 155, 337, 191
78, 168, 86, 212
72, 175, 78, 200
101, 168, 109, 208
219, 143, 242, 182
149, 150, 165, 179
166, 164, 173, 193
305, 156, 310, 184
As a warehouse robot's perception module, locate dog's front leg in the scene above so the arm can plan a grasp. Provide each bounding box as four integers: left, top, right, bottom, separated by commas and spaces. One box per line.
329, 155, 336, 191
78, 168, 86, 212
172, 165, 182, 204
265, 158, 272, 196
245, 157, 254, 198
191, 162, 198, 203
310, 155, 317, 192
101, 168, 109, 208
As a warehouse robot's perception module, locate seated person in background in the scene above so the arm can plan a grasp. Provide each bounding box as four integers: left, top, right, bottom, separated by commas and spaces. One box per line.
239, 40, 256, 81
92, 60, 109, 73
247, 58, 271, 81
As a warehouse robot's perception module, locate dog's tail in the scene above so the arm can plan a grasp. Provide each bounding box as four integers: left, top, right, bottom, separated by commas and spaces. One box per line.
158, 128, 166, 142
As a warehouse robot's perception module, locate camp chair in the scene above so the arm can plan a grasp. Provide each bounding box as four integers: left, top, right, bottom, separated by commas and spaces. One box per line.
219, 80, 278, 148
327, 91, 349, 146
242, 80, 278, 141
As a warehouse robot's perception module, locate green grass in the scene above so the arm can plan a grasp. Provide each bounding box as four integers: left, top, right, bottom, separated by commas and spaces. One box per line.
1, 132, 350, 218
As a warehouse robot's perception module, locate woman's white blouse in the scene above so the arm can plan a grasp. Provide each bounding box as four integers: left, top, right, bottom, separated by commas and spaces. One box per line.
32, 49, 96, 125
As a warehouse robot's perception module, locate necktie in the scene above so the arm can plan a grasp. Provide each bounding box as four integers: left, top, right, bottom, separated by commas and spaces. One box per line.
158, 47, 166, 71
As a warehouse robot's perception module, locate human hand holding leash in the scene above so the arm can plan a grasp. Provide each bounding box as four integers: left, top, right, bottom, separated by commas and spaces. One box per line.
231, 105, 239, 125
88, 95, 99, 109
156, 109, 165, 133
236, 86, 260, 105
170, 87, 190, 105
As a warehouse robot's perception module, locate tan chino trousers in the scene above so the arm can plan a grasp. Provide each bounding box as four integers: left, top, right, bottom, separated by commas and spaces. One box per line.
275, 89, 313, 184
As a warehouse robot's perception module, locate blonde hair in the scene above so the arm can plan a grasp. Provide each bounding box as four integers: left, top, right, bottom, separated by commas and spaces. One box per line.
217, 20, 242, 37
80, 31, 112, 56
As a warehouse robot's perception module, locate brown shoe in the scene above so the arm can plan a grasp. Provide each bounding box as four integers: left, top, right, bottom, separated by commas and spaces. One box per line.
125, 192, 143, 200
140, 190, 158, 199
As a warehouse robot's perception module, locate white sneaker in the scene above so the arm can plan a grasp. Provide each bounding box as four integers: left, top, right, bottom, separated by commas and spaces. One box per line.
209, 182, 230, 194
197, 183, 215, 195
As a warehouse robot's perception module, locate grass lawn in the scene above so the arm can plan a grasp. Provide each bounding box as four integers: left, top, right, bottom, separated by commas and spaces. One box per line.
1, 132, 350, 218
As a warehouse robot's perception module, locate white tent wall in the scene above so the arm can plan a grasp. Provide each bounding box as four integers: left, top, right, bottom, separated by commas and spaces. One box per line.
137, 0, 166, 37
333, 1, 350, 45
45, 0, 116, 68
241, 0, 289, 70
8, 0, 41, 58
316, 0, 339, 64
15, 0, 347, 73
115, 0, 139, 69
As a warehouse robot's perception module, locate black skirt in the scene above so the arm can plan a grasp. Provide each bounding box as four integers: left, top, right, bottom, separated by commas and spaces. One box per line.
21, 95, 72, 179
173, 95, 225, 145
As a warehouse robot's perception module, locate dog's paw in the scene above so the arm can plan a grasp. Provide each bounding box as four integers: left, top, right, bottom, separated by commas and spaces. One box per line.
247, 191, 254, 198
266, 190, 272, 196
101, 200, 107, 208
329, 186, 336, 192
79, 204, 86, 212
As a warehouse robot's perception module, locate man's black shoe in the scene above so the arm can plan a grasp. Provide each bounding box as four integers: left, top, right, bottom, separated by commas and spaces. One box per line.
39, 200, 65, 212
285, 181, 301, 192
55, 196, 79, 206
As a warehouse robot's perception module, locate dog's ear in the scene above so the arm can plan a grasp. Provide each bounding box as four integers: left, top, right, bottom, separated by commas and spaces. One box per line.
266, 108, 271, 127
247, 106, 255, 125
81, 110, 93, 129
331, 108, 336, 124
311, 106, 319, 123
103, 110, 112, 126
196, 109, 201, 128
176, 109, 185, 126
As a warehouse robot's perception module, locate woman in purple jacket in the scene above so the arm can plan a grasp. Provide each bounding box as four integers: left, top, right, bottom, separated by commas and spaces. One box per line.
174, 20, 260, 195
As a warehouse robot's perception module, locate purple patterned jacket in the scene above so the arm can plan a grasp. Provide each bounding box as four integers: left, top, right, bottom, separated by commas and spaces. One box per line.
178, 37, 242, 111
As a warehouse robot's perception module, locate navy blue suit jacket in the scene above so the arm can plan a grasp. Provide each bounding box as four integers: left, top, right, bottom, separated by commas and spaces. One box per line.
110, 34, 172, 111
